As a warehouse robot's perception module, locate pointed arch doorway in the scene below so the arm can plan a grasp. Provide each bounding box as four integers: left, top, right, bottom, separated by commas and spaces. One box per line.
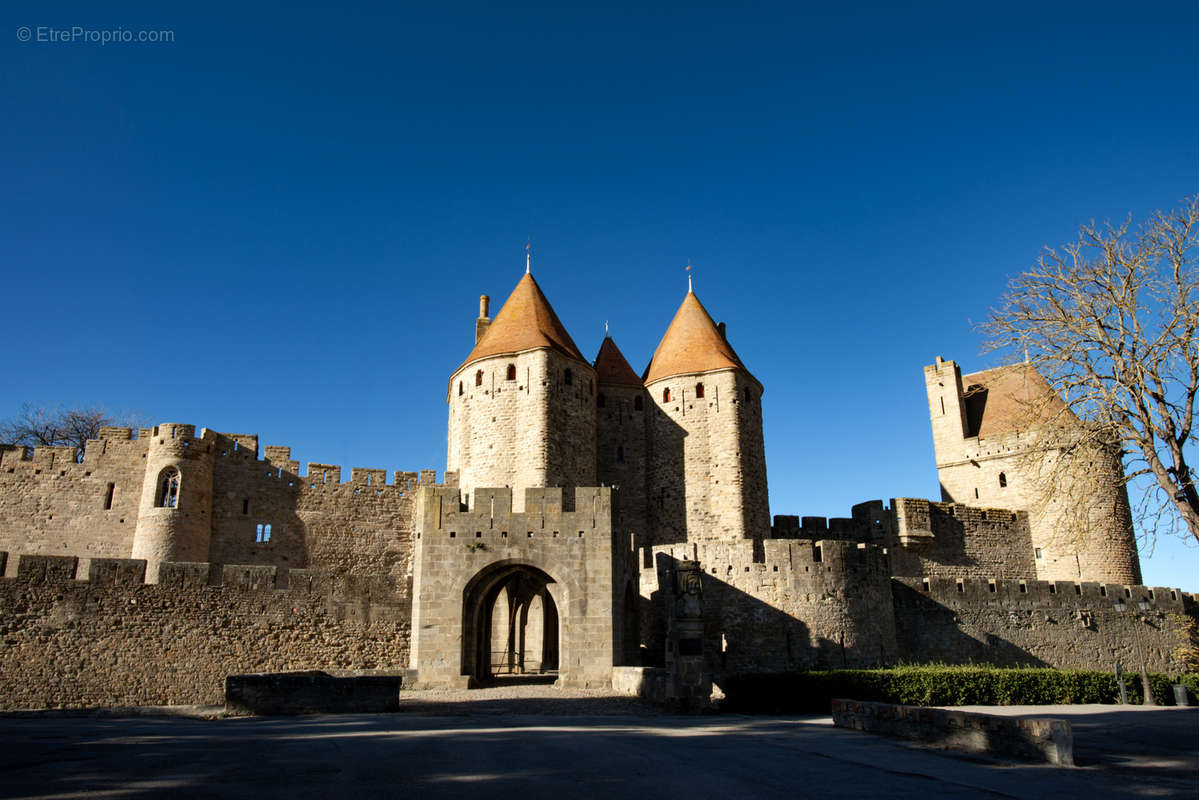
462, 563, 561, 685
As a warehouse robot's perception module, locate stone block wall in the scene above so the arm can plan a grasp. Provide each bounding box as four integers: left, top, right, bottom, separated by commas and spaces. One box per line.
410, 486, 617, 689
888, 498, 1037, 578
639, 538, 897, 674
0, 553, 410, 710
448, 350, 596, 511
924, 358, 1141, 585
0, 424, 438, 590
644, 368, 770, 546
892, 575, 1198, 671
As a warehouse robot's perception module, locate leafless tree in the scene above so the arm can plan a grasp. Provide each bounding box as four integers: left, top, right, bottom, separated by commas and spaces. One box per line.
0, 404, 146, 462
984, 196, 1199, 546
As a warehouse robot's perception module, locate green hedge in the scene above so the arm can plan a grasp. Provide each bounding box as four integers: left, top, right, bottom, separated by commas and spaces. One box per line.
719, 666, 1192, 713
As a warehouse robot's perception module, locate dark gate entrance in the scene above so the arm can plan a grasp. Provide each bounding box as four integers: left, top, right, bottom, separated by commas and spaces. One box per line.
462, 563, 560, 685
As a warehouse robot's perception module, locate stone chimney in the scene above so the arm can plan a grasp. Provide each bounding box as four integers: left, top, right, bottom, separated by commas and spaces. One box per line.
475, 295, 491, 344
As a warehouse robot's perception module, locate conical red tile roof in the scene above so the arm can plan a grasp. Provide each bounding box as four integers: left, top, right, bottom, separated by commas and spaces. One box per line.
594, 336, 643, 387
643, 291, 754, 384
460, 273, 586, 368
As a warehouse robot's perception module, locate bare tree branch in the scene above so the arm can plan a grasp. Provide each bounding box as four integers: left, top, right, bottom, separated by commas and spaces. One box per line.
984, 196, 1199, 547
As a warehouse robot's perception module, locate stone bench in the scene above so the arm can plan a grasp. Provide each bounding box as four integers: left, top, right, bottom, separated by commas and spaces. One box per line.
831, 699, 1073, 765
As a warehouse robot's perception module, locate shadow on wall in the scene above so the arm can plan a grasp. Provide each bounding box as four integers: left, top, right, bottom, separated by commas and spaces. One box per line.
642, 551, 896, 675
891, 581, 1050, 667
648, 409, 688, 547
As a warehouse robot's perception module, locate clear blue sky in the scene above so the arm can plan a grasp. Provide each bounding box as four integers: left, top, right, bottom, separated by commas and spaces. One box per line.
3, 2, 1197, 588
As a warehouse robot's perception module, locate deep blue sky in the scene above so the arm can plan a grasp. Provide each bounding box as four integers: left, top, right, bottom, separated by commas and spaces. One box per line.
3, 2, 1197, 587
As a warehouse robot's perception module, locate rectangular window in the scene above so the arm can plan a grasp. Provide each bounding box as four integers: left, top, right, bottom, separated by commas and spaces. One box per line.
255, 523, 272, 543
1035, 548, 1043, 559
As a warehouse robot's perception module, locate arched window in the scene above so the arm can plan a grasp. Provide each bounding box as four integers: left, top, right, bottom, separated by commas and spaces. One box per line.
475, 370, 483, 387
506, 364, 516, 381
564, 368, 573, 386
458, 381, 463, 396
634, 395, 643, 411
695, 382, 705, 399
597, 393, 606, 408
663, 387, 672, 403
998, 472, 1007, 488
156, 467, 180, 509
617, 445, 625, 463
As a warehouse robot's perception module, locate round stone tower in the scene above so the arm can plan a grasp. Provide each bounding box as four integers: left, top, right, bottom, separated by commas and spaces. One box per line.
447, 272, 596, 510
643, 289, 769, 545
594, 333, 650, 548
131, 423, 216, 581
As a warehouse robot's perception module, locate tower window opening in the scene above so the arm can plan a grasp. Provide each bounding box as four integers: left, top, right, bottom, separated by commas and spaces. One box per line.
974, 487, 979, 499
156, 467, 180, 509
564, 368, 573, 386
663, 387, 672, 403
506, 363, 516, 380
242, 498, 249, 515
998, 472, 1007, 487
597, 393, 606, 408
475, 370, 483, 387
634, 395, 643, 410
103, 483, 115, 510
695, 382, 705, 398
1035, 547, 1043, 559
458, 381, 463, 396
744, 387, 751, 401
617, 445, 624, 463
255, 523, 272, 543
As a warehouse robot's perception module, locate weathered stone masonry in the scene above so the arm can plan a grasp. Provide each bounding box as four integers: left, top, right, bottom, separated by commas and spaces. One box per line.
0, 271, 1194, 708
0, 555, 409, 709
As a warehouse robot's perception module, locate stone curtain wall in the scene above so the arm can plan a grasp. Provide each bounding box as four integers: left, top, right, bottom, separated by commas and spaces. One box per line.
893, 576, 1198, 671
0, 434, 149, 573
640, 539, 898, 674
0, 425, 438, 591
0, 555, 409, 710
888, 498, 1038, 579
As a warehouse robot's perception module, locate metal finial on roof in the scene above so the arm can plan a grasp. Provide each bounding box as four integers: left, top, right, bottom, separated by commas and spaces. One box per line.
686, 260, 693, 292
526, 238, 531, 274
605, 320, 610, 337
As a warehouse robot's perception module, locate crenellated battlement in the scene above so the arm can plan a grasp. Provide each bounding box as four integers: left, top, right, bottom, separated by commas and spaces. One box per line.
0, 551, 400, 600
640, 537, 891, 582
416, 486, 613, 535
894, 575, 1194, 612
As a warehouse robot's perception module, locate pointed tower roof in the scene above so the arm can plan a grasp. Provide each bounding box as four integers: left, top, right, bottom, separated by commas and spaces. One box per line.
643, 291, 756, 385
460, 273, 585, 368
594, 336, 643, 387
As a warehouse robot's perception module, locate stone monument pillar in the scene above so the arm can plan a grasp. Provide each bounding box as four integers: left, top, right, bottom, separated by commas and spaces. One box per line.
666, 559, 711, 711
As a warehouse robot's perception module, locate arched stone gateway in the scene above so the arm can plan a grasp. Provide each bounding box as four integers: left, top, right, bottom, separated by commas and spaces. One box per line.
409, 486, 618, 689
463, 562, 561, 683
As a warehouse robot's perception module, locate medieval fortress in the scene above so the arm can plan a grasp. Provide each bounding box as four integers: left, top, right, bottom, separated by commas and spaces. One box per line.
0, 270, 1194, 706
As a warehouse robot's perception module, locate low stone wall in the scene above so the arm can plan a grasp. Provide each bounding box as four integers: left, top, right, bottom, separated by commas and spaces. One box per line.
831, 699, 1073, 766
611, 666, 667, 702
0, 555, 410, 709
225, 671, 403, 715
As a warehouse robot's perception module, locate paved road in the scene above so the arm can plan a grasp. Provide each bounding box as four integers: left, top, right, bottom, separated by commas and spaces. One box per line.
0, 697, 1195, 799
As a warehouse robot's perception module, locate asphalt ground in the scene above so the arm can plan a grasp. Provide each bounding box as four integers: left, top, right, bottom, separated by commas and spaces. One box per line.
0, 689, 1195, 799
